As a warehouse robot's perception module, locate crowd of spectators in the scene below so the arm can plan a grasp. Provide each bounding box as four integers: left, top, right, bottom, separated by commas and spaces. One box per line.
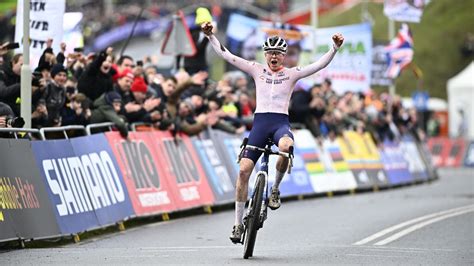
0, 34, 424, 144
288, 78, 425, 144
0, 39, 251, 139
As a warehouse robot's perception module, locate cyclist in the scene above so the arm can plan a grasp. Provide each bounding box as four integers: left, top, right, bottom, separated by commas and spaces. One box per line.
201, 22, 344, 243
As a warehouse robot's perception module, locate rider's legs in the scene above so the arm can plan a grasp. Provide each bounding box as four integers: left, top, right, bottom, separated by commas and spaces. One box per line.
269, 128, 294, 210
235, 158, 254, 224
273, 136, 294, 190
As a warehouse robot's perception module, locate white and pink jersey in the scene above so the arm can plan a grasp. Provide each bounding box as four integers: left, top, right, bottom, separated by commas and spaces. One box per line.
207, 34, 339, 115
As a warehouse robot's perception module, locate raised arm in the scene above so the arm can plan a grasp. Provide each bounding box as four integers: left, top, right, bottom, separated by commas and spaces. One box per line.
293, 33, 344, 79
201, 22, 257, 75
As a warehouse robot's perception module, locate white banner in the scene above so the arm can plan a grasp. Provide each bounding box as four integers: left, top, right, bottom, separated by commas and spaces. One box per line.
310, 23, 373, 94
384, 0, 426, 23
15, 0, 66, 68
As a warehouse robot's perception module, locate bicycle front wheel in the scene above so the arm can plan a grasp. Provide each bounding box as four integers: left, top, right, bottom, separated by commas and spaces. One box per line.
243, 173, 265, 259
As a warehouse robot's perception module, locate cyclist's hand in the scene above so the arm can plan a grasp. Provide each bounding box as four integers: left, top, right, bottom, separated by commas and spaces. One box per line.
201, 22, 213, 36
332, 33, 344, 49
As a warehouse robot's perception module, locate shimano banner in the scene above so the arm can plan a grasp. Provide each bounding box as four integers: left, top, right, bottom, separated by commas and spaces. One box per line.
0, 139, 60, 242
70, 134, 133, 224
32, 136, 133, 234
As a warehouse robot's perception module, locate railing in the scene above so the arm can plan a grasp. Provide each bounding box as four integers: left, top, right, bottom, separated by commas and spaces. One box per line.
130, 122, 154, 131
0, 128, 40, 139
39, 125, 86, 140
85, 122, 115, 136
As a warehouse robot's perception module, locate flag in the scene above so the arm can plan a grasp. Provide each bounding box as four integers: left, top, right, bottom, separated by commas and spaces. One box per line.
384, 0, 427, 23
384, 23, 414, 79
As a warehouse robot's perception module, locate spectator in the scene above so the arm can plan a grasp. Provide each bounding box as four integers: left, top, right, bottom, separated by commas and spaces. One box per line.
61, 93, 91, 126
0, 53, 22, 116
40, 64, 67, 126
127, 77, 161, 124
78, 48, 114, 101
90, 91, 128, 137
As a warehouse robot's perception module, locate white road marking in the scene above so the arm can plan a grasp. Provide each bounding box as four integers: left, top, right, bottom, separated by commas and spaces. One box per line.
345, 253, 407, 258
374, 207, 474, 245
353, 204, 474, 245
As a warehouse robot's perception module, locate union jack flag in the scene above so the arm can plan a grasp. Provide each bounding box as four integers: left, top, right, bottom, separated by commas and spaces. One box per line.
385, 23, 414, 79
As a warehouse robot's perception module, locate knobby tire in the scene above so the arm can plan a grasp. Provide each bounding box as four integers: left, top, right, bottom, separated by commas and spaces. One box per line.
243, 174, 265, 259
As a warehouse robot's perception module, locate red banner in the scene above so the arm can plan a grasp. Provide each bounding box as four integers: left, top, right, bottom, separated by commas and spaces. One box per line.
105, 132, 178, 216
150, 131, 215, 210
427, 137, 466, 167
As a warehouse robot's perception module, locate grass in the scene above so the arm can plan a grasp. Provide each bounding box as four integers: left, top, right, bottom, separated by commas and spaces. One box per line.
318, 0, 474, 99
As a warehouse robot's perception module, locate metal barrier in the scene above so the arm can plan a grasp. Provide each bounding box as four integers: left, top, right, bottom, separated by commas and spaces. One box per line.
130, 122, 154, 131
39, 125, 86, 140
0, 128, 40, 139
85, 122, 115, 135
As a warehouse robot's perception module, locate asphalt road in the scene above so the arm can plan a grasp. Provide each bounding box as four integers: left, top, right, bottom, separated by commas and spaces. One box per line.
2, 168, 473, 265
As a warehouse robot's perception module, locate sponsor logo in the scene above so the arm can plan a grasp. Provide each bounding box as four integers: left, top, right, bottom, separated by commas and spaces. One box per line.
42, 151, 126, 216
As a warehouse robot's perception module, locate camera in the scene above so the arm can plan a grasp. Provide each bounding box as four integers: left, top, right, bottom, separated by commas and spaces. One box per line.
6, 116, 25, 128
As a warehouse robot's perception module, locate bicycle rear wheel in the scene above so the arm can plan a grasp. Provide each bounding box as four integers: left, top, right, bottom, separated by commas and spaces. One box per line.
243, 173, 265, 259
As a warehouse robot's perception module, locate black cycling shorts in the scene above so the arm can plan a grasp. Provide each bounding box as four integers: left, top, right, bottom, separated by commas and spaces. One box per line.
243, 112, 294, 164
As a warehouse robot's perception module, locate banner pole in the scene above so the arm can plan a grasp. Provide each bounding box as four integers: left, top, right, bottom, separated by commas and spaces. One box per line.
388, 19, 396, 97
20, 0, 32, 128
311, 0, 319, 58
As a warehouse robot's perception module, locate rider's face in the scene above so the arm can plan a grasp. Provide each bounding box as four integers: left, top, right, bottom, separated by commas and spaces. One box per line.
265, 51, 285, 71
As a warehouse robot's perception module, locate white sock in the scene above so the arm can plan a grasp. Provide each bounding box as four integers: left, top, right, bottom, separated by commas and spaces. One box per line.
272, 170, 285, 190
235, 201, 246, 225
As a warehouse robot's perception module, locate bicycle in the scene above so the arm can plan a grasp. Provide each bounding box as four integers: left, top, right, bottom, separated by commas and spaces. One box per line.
236, 137, 294, 259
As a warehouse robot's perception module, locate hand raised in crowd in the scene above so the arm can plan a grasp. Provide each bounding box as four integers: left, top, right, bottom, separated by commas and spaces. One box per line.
0, 42, 9, 56
205, 112, 219, 126
0, 116, 6, 128
32, 104, 48, 118
124, 102, 142, 113
150, 110, 162, 122
332, 33, 344, 48
195, 113, 208, 125
84, 109, 92, 119
191, 71, 209, 85
201, 22, 213, 36
106, 46, 114, 55
60, 42, 66, 52
143, 98, 161, 112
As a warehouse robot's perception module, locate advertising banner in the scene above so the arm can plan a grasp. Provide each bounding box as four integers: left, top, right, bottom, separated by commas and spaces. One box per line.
192, 134, 235, 204
399, 135, 429, 181
0, 139, 60, 242
69, 134, 134, 225
105, 132, 178, 216
321, 139, 358, 191
209, 129, 243, 179
338, 131, 388, 188
311, 23, 372, 94
294, 130, 356, 193
32, 139, 101, 234
380, 140, 413, 185
444, 139, 466, 167
15, 0, 66, 68
464, 141, 474, 167
152, 131, 215, 210
427, 137, 448, 167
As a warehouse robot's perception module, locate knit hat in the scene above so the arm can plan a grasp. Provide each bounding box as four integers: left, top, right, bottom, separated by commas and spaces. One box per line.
0, 102, 14, 117
105, 91, 122, 105
50, 64, 67, 78
131, 78, 147, 93
182, 98, 195, 113
119, 68, 134, 80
